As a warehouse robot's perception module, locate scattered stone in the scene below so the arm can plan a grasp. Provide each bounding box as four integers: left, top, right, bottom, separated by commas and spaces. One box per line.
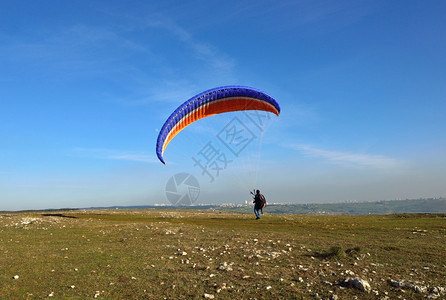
345, 270, 355, 276
414, 285, 427, 293
388, 279, 403, 288
387, 279, 429, 294
218, 262, 233, 271
203, 293, 215, 299
21, 217, 39, 225
341, 277, 371, 293
431, 286, 446, 294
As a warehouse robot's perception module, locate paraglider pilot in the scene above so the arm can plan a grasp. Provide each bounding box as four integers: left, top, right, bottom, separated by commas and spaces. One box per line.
252, 189, 266, 220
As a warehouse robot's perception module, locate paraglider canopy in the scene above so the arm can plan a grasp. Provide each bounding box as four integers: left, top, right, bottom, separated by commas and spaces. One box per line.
156, 86, 280, 164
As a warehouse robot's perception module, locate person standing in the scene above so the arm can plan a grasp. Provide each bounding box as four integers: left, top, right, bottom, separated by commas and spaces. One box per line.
252, 189, 266, 220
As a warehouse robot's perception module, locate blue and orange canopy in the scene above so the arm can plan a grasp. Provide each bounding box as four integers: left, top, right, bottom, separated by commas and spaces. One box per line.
156, 86, 280, 164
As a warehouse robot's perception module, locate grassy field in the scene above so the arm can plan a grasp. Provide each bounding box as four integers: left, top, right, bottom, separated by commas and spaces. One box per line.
0, 210, 445, 299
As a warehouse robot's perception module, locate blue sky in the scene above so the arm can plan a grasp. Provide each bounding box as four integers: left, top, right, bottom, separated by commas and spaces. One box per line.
1, 1, 445, 210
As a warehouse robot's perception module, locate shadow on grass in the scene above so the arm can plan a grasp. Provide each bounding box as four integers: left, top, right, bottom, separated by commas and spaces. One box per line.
41, 213, 77, 218
310, 246, 362, 260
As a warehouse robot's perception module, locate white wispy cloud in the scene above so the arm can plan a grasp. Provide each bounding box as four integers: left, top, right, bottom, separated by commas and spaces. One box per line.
114, 82, 201, 106
0, 24, 157, 86
0, 10, 236, 108
99, 15, 236, 106
145, 17, 235, 72
288, 144, 400, 169
107, 153, 157, 163
73, 148, 158, 163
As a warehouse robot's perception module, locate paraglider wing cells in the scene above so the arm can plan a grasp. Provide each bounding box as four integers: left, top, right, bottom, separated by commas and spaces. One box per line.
156, 86, 280, 164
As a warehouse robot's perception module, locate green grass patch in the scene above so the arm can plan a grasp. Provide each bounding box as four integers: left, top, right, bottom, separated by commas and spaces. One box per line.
0, 210, 445, 299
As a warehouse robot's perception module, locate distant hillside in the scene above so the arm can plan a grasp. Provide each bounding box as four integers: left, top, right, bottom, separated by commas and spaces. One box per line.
220, 198, 446, 215
84, 198, 446, 215
5, 198, 445, 215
